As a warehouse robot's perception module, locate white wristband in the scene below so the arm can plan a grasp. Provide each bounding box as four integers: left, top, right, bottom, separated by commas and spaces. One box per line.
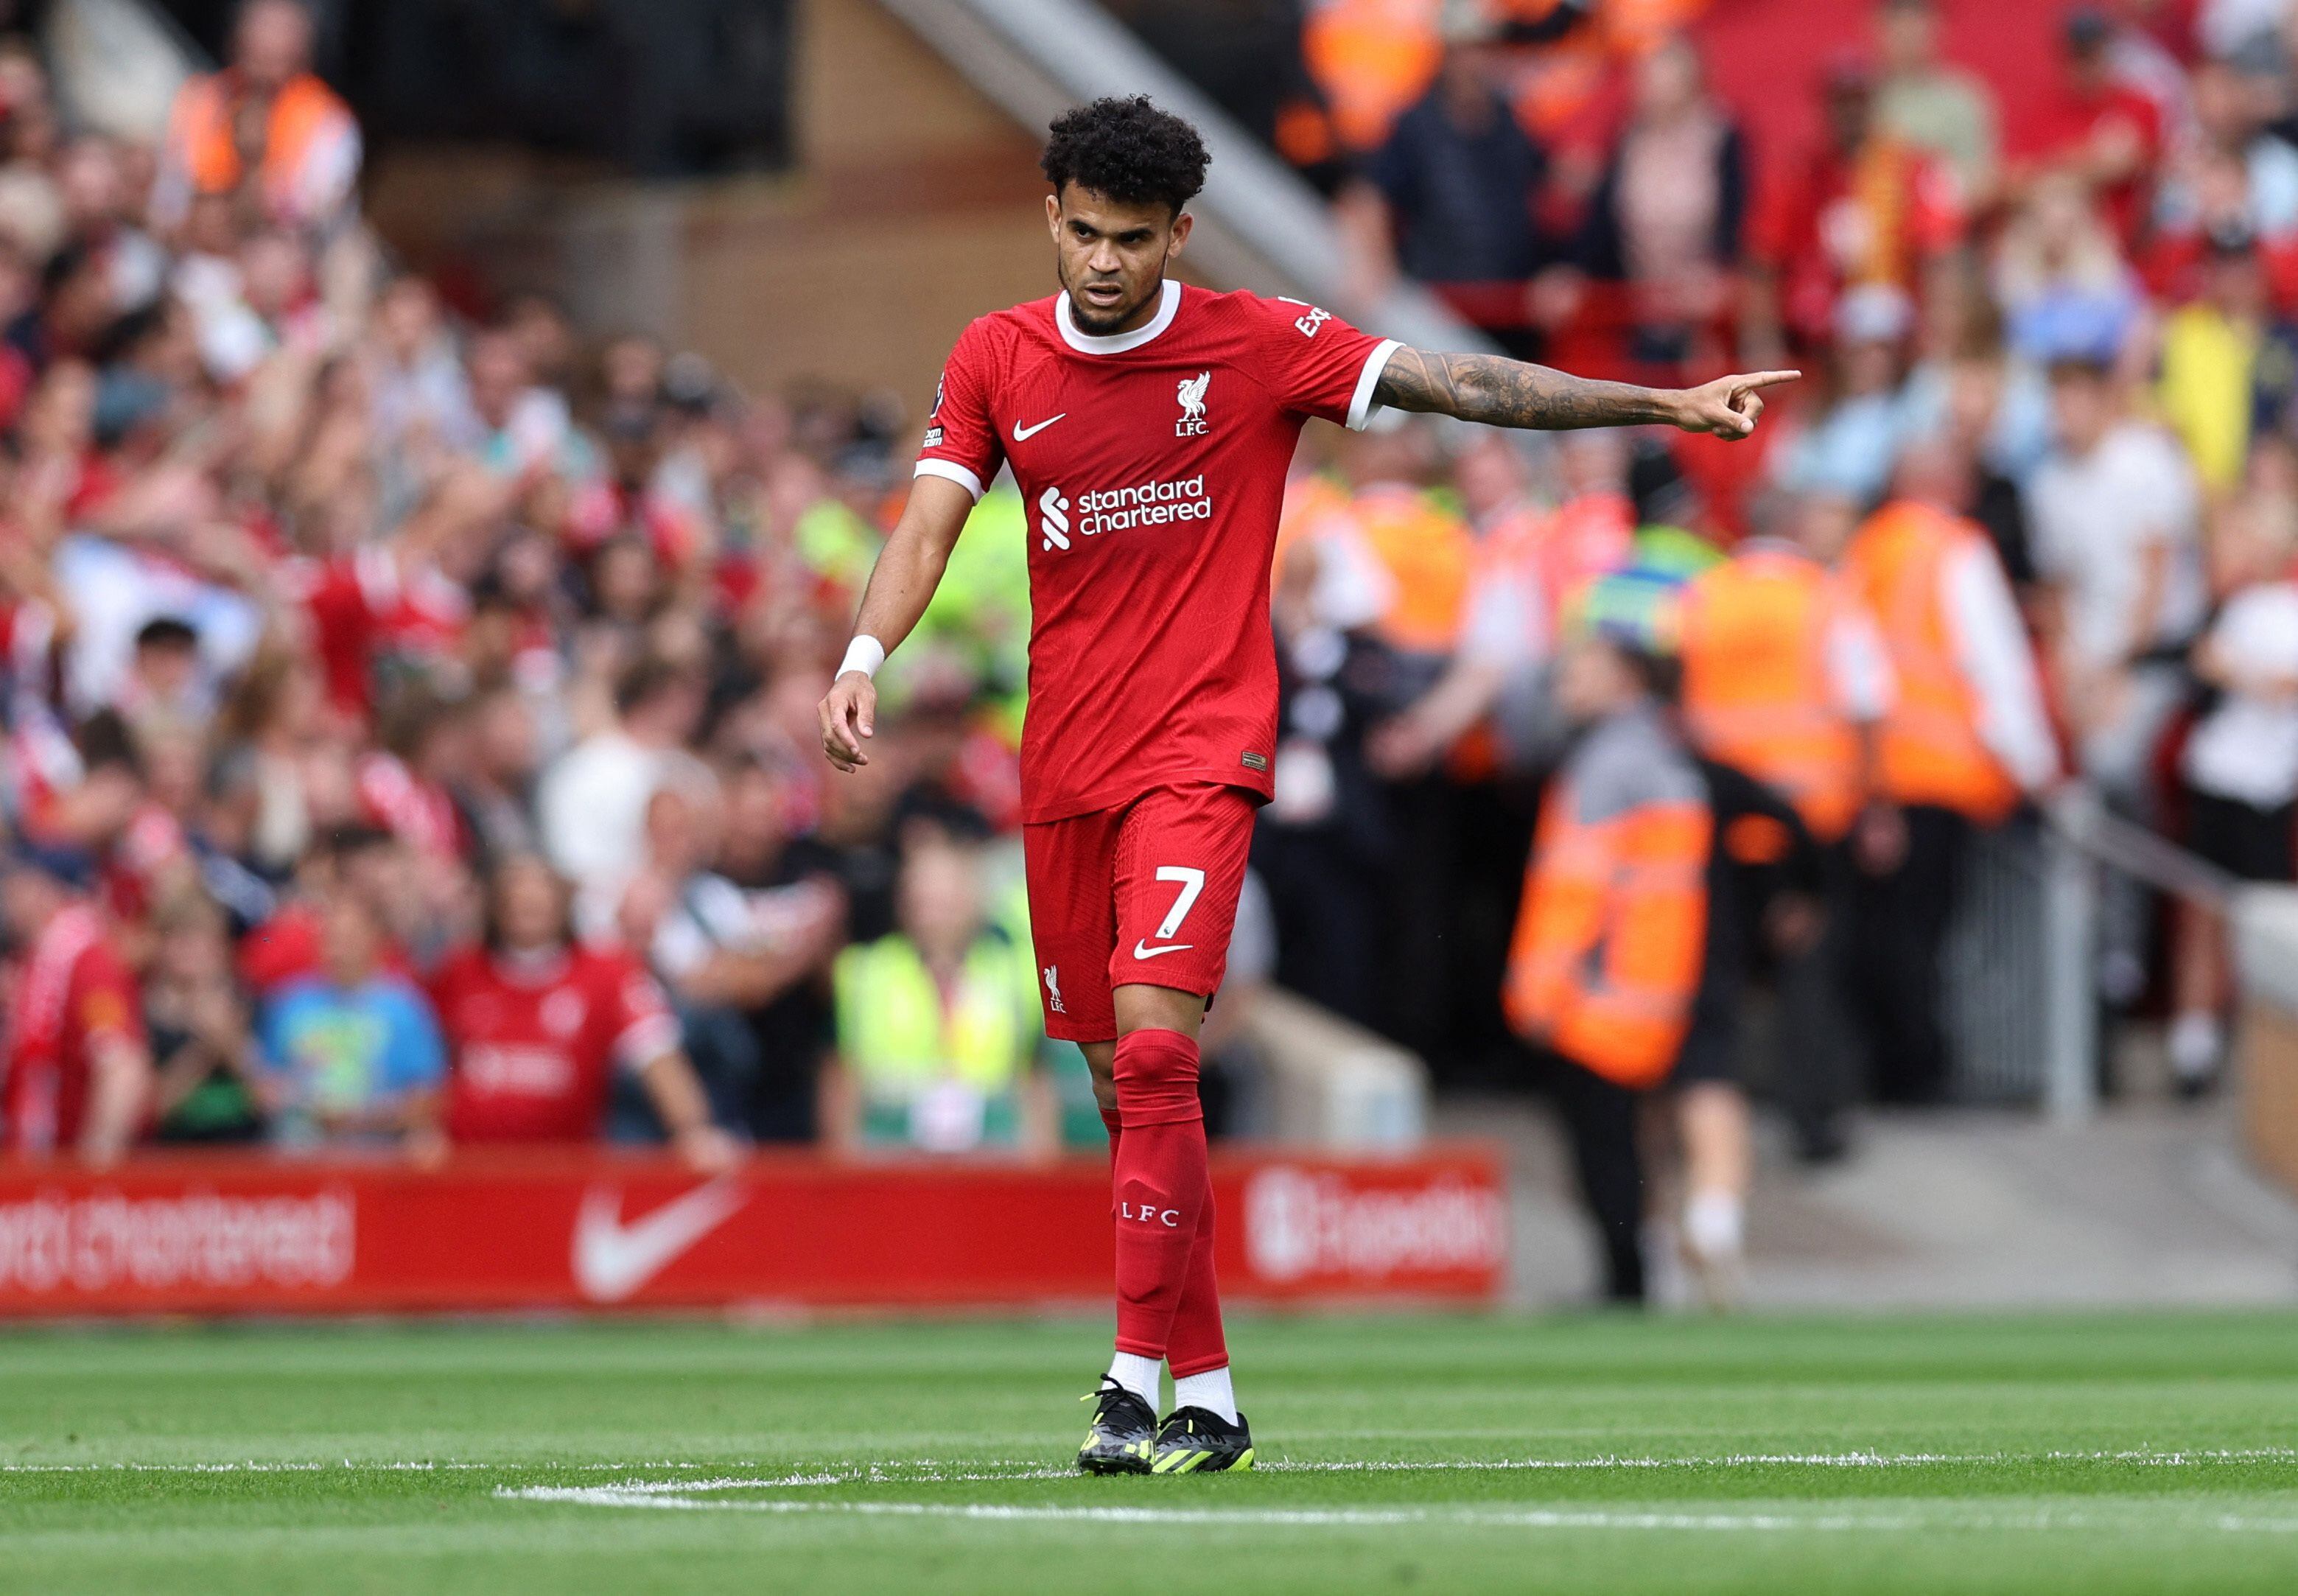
838, 634, 887, 680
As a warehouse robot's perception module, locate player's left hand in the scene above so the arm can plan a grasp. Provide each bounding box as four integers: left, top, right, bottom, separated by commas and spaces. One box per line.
1668, 370, 1801, 440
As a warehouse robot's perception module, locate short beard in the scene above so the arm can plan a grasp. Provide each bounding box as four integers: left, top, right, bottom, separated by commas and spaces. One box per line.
1062, 267, 1161, 335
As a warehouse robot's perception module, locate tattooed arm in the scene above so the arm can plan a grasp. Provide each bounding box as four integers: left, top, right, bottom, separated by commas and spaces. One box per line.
1372, 346, 1799, 439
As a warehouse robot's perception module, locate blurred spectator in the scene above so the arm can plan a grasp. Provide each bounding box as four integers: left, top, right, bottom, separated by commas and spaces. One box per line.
153, 0, 360, 238
1300, 0, 1446, 156
1762, 54, 1961, 350
1504, 580, 1712, 1303
1874, 0, 1999, 209
144, 888, 263, 1143
2017, 7, 2166, 247
822, 833, 1054, 1157
614, 772, 844, 1142
1676, 491, 1891, 1161
2157, 223, 2297, 492
0, 845, 151, 1165
1992, 175, 2143, 368
1843, 447, 2057, 1102
256, 887, 444, 1156
430, 853, 737, 1166
538, 655, 706, 898
2030, 354, 2204, 1002
239, 825, 417, 995
1339, 13, 1549, 352
1570, 35, 1747, 368
1775, 284, 1919, 504
2170, 492, 2298, 1092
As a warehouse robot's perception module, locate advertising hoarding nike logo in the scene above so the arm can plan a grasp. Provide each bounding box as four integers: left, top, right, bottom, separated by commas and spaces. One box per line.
1132, 941, 1194, 960
1012, 414, 1066, 441
572, 1177, 747, 1303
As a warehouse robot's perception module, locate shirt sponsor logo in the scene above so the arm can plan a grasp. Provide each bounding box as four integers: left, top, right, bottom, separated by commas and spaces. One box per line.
1038, 486, 1072, 551
1035, 475, 1215, 554
464, 1043, 575, 1096
921, 426, 943, 448
1175, 371, 1211, 437
1292, 305, 1332, 338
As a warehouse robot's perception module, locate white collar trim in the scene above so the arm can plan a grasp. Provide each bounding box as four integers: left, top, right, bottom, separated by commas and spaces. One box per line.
1056, 279, 1181, 354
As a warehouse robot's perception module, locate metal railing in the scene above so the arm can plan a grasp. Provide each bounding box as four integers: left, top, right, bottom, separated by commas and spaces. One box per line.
1947, 788, 2236, 1124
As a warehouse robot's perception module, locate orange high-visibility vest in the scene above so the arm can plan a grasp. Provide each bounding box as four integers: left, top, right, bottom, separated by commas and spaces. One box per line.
1302, 0, 1444, 152
1677, 545, 1866, 842
1504, 713, 1711, 1088
1353, 484, 1474, 655
166, 70, 349, 216
1845, 500, 2019, 824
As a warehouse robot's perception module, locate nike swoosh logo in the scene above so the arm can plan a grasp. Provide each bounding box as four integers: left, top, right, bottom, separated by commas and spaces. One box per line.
1132, 941, 1195, 960
572, 1176, 747, 1303
1012, 413, 1067, 441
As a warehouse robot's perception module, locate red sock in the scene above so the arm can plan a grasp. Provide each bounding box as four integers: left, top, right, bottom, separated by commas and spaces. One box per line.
1165, 1189, 1227, 1378
1108, 1071, 1225, 1373
1110, 1027, 1207, 1362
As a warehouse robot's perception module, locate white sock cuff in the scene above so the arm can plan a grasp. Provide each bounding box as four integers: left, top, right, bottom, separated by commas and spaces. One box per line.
1172, 1365, 1237, 1425
1684, 1190, 1745, 1261
1106, 1351, 1161, 1411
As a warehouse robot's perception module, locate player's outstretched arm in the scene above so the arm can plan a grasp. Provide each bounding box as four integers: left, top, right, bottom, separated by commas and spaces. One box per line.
819, 472, 977, 772
1372, 347, 1799, 439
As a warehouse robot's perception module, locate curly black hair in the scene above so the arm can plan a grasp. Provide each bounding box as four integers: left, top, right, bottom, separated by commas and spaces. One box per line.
1040, 96, 1209, 217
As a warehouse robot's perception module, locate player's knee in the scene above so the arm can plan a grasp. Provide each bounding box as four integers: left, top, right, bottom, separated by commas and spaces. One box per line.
1112, 1026, 1202, 1126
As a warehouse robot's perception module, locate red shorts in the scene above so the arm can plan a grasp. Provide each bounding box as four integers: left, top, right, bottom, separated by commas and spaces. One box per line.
1022, 783, 1259, 1043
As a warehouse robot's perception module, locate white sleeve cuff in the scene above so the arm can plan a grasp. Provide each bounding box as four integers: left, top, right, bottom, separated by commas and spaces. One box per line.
1347, 340, 1404, 430
914, 458, 984, 501
613, 1014, 684, 1074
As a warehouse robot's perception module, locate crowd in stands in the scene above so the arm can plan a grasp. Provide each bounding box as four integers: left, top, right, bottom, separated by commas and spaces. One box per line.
1191, 0, 2298, 1297
7, 0, 2298, 1279
0, 0, 1131, 1169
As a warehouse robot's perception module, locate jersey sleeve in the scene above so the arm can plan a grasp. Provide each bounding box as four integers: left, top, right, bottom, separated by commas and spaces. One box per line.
1252, 295, 1401, 432
600, 953, 682, 1071
914, 319, 1006, 502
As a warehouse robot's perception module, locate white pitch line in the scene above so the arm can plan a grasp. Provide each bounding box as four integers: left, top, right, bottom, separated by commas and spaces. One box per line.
9, 1446, 2298, 1478
493, 1485, 2298, 1536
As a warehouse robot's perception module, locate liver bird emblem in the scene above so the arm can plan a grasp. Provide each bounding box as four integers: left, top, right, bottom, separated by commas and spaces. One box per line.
1177, 370, 1211, 423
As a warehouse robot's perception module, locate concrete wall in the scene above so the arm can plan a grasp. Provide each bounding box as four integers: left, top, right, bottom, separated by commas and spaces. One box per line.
361, 0, 1079, 407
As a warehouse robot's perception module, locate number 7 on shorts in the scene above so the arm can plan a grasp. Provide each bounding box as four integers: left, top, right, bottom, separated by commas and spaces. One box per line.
1152, 867, 1204, 943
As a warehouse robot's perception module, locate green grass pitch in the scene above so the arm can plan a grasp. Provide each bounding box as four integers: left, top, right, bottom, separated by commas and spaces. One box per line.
5, 1309, 2297, 1593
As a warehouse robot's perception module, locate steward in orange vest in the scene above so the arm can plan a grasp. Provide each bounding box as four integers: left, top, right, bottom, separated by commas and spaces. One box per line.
157, 2, 360, 236
1506, 696, 1711, 1088
1677, 539, 1888, 843
1839, 492, 2055, 1105
1843, 499, 2025, 825
1506, 569, 1821, 1303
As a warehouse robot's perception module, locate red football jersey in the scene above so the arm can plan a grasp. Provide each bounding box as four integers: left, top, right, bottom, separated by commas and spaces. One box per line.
2, 906, 144, 1156
428, 945, 680, 1143
917, 281, 1398, 822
